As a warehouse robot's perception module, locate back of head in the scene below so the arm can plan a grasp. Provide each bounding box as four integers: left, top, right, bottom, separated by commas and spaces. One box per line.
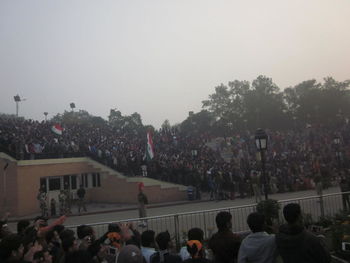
60, 229, 76, 252
141, 230, 155, 247
247, 212, 265, 233
283, 203, 301, 224
59, 229, 75, 241
216, 211, 232, 231
188, 228, 204, 241
155, 231, 171, 250
53, 224, 65, 235
77, 225, 94, 240
108, 223, 121, 233
0, 234, 23, 260
66, 250, 93, 263
117, 245, 143, 263
17, 220, 30, 235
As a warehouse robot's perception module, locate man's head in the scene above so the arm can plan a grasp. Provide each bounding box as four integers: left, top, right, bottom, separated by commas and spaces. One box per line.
283, 203, 302, 225
0, 234, 24, 261
117, 245, 143, 263
247, 212, 265, 233
60, 229, 77, 252
215, 211, 232, 231
17, 220, 30, 235
77, 225, 95, 240
188, 228, 204, 242
155, 231, 171, 251
141, 230, 155, 248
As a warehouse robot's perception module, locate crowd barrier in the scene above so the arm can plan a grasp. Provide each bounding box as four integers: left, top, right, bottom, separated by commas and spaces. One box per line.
66, 191, 349, 247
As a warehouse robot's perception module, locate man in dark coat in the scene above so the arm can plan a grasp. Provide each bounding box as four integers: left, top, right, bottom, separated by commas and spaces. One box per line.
208, 211, 241, 263
276, 203, 331, 263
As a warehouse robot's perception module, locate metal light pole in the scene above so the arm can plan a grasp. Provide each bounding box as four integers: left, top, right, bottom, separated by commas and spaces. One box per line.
13, 95, 26, 117
334, 136, 342, 177
255, 128, 269, 200
44, 112, 48, 121
70, 102, 76, 112
3, 162, 9, 212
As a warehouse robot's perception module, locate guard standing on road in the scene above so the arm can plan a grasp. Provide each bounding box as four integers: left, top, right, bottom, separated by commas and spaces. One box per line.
58, 190, 66, 215
251, 170, 262, 203
77, 185, 87, 214
138, 182, 148, 227
340, 175, 350, 210
37, 187, 48, 218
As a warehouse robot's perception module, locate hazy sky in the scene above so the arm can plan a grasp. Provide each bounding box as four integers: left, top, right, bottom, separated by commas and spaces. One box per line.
1, 0, 349, 128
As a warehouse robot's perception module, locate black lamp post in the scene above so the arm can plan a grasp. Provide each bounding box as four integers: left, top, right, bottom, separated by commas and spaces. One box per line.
334, 136, 342, 177
70, 102, 76, 112
255, 128, 269, 200
44, 112, 48, 121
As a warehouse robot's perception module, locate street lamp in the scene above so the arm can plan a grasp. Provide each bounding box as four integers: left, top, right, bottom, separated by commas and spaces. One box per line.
334, 136, 342, 177
70, 103, 76, 112
13, 95, 26, 117
255, 128, 269, 200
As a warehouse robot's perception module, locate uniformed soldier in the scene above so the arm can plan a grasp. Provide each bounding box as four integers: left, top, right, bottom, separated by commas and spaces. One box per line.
137, 182, 148, 227
58, 190, 66, 215
37, 188, 48, 218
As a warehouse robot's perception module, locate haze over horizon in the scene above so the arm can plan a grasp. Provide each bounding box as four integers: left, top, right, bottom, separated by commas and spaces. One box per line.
1, 0, 350, 128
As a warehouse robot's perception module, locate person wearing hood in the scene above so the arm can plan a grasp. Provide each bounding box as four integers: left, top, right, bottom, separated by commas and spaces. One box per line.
275, 203, 331, 263
238, 212, 277, 263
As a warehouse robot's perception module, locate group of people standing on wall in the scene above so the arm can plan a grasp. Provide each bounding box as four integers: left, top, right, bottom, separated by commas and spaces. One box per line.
37, 184, 87, 218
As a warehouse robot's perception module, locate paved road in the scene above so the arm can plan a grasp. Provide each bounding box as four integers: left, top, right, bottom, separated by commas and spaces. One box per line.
8, 186, 342, 238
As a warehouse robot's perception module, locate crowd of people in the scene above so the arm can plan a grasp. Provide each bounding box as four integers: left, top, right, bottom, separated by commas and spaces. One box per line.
1, 116, 350, 199
0, 203, 331, 263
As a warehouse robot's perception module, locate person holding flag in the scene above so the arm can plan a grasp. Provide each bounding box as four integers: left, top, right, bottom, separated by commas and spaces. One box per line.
145, 130, 155, 161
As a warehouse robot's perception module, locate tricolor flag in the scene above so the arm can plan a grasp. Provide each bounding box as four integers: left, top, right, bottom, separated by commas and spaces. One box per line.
145, 131, 155, 161
51, 124, 63, 135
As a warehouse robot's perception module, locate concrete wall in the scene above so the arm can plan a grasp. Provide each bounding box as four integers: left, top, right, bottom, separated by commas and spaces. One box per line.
0, 158, 19, 216
0, 156, 186, 217
89, 174, 187, 204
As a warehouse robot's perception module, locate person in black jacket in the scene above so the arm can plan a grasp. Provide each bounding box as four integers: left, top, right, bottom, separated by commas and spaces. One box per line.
150, 231, 181, 263
208, 211, 241, 263
275, 203, 331, 263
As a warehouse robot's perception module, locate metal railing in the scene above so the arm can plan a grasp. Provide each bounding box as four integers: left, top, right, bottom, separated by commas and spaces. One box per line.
67, 191, 348, 247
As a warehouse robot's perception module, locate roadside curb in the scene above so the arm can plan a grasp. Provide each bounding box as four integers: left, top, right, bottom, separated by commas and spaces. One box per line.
7, 199, 209, 223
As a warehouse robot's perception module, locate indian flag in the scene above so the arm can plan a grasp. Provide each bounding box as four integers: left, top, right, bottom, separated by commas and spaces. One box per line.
145, 131, 155, 160
51, 124, 63, 135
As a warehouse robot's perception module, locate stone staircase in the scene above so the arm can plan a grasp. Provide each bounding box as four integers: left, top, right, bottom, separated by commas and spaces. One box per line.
87, 159, 187, 191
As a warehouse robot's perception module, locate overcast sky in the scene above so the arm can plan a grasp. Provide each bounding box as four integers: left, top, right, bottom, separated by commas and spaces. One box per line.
0, 0, 349, 128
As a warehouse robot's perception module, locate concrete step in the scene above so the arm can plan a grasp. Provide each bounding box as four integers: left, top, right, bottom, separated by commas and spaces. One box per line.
86, 159, 187, 192
126, 177, 187, 191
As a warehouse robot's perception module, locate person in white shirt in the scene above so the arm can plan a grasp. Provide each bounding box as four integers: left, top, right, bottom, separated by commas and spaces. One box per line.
141, 230, 156, 263
238, 212, 277, 263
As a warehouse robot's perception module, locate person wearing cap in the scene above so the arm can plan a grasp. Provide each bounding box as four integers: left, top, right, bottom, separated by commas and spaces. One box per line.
117, 245, 144, 263
251, 170, 262, 203
183, 239, 211, 263
77, 185, 87, 214
137, 183, 148, 227
180, 228, 208, 261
